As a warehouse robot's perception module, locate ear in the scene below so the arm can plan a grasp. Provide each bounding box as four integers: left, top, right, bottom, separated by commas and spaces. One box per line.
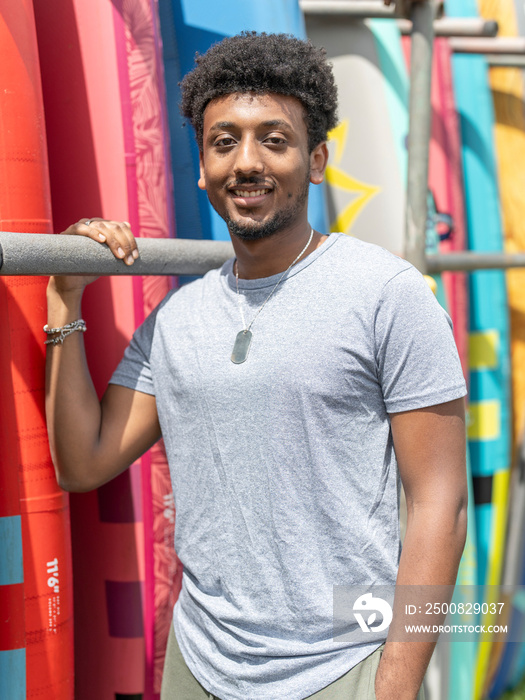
309, 142, 329, 185
198, 151, 206, 190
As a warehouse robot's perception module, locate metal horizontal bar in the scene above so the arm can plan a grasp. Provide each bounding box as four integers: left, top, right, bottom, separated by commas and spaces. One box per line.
487, 55, 525, 67
404, 0, 435, 275
299, 0, 401, 19
397, 17, 498, 37
0, 232, 234, 276
427, 251, 525, 273
300, 1, 496, 34
449, 36, 525, 54
4, 233, 524, 277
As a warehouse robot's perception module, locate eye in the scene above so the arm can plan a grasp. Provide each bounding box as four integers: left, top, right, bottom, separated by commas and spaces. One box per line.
214, 136, 236, 148
265, 136, 286, 146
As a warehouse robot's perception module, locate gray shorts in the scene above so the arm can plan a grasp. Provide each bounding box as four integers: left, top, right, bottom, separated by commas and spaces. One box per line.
161, 624, 423, 699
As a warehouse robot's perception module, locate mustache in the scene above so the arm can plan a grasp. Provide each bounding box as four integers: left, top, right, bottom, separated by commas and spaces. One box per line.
227, 177, 273, 188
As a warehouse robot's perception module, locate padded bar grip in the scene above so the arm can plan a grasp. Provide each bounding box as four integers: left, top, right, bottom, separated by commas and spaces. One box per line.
0, 232, 234, 276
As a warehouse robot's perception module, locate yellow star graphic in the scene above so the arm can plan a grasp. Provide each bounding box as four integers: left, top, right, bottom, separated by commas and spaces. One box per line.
326, 121, 381, 234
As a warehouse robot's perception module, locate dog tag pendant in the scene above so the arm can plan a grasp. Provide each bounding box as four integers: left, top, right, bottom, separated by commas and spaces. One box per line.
231, 330, 252, 364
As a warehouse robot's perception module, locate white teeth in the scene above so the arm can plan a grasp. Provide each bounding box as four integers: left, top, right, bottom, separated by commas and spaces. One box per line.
233, 189, 270, 197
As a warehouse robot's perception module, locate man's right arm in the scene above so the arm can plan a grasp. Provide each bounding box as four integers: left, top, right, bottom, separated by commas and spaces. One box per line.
46, 219, 160, 492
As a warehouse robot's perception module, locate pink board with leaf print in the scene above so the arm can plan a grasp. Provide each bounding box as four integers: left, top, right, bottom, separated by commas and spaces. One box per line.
402, 35, 469, 378
32, 0, 181, 697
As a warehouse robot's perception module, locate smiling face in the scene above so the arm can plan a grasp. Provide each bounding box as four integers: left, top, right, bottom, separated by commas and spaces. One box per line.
198, 92, 327, 241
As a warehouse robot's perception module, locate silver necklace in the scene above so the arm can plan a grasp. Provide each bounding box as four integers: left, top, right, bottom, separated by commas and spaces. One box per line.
231, 228, 314, 364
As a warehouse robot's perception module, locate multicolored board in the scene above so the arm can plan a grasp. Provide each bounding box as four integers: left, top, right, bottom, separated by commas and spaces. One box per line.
447, 0, 512, 697
498, 0, 525, 688
32, 0, 180, 697
396, 26, 476, 700
0, 1, 74, 697
428, 37, 477, 700
400, 32, 476, 700
475, 0, 525, 696
304, 13, 406, 255
428, 37, 469, 378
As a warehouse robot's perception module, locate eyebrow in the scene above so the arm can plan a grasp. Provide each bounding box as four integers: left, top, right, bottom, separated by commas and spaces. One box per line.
208, 119, 293, 133
260, 119, 293, 130
208, 121, 236, 133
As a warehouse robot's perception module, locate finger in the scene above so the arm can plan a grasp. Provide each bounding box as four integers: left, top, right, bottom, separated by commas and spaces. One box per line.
95, 220, 139, 266
61, 219, 92, 235
61, 218, 106, 242
109, 220, 139, 265
60, 219, 139, 265
83, 218, 108, 243
119, 222, 136, 256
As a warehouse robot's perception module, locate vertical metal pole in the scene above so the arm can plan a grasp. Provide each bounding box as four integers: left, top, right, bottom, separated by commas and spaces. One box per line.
405, 0, 435, 273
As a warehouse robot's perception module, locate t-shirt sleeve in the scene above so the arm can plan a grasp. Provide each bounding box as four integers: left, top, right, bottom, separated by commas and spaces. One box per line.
374, 266, 467, 413
109, 291, 174, 396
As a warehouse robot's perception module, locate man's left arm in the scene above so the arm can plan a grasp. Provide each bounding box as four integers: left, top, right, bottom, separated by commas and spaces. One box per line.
375, 397, 468, 700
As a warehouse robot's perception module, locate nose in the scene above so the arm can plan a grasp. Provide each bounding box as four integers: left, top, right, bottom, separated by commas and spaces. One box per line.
233, 136, 264, 177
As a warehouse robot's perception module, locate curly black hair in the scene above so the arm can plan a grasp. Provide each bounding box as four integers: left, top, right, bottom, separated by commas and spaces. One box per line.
180, 31, 338, 153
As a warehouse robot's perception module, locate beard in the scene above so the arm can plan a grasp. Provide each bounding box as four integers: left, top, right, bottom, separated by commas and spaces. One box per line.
220, 173, 311, 242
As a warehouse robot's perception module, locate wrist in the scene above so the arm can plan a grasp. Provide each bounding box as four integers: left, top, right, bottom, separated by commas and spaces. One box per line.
375, 669, 416, 700
375, 643, 426, 700
47, 277, 84, 301
47, 274, 85, 295
44, 319, 87, 346
47, 279, 84, 324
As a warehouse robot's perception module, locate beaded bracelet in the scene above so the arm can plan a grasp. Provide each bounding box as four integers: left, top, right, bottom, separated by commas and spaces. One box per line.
43, 319, 87, 346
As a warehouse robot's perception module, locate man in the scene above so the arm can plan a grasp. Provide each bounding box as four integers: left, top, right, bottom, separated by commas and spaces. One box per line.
46, 32, 467, 700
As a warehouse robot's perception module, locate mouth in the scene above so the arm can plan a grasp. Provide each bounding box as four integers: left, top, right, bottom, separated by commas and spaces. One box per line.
228, 185, 273, 209
231, 188, 272, 198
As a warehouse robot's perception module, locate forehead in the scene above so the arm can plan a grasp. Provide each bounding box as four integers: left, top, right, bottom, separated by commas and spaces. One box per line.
202, 92, 307, 135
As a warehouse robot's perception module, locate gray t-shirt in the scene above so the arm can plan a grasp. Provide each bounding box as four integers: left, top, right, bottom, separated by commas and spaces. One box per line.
110, 232, 466, 700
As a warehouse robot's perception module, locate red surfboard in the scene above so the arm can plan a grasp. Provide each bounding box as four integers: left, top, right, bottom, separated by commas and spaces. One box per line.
0, 1, 74, 697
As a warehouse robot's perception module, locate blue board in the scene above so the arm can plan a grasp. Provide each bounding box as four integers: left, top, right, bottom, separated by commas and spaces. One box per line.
446, 0, 510, 587
446, 0, 511, 696
158, 0, 328, 248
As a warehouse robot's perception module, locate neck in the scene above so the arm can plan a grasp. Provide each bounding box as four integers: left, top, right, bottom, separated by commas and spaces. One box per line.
232, 223, 327, 279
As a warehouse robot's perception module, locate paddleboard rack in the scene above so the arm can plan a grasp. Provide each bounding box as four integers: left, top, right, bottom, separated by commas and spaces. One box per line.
450, 36, 525, 66
300, 1, 498, 37
0, 232, 234, 277
301, 0, 500, 276
487, 55, 525, 67
427, 253, 525, 274
299, 0, 416, 19
0, 1, 514, 280
2, 231, 525, 276
450, 36, 525, 53
405, 0, 434, 273
397, 18, 497, 37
